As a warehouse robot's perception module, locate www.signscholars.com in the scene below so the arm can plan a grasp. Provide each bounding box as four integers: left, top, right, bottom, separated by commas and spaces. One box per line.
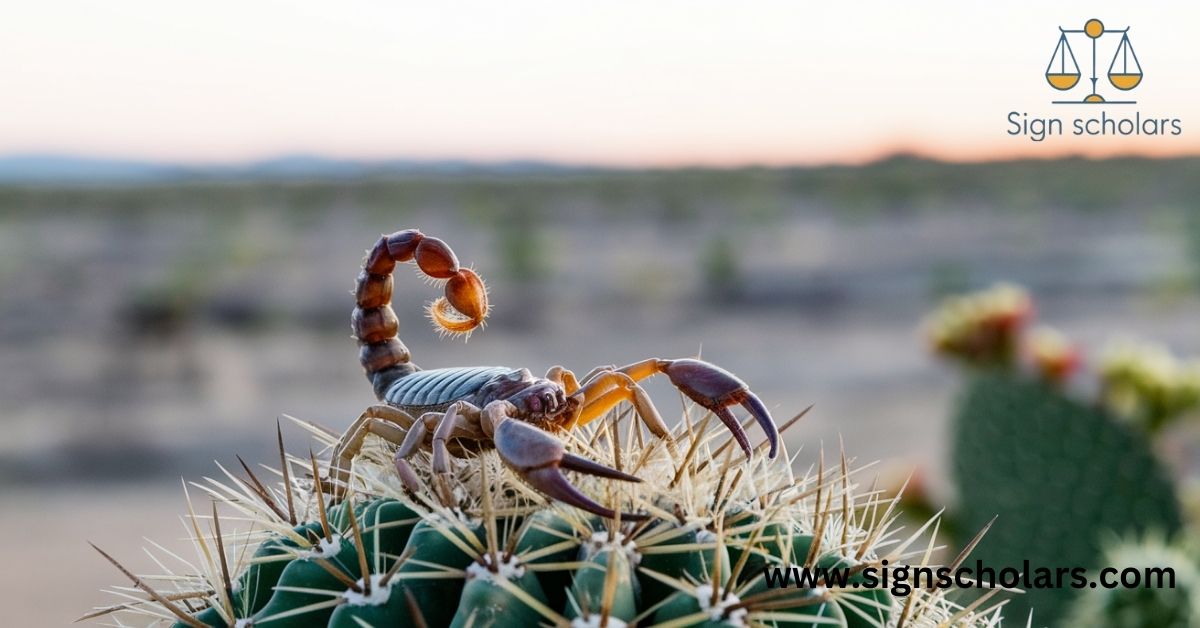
762, 560, 1175, 597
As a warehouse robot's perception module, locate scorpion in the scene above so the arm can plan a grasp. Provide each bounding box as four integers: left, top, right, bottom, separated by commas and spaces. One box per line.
329, 229, 779, 519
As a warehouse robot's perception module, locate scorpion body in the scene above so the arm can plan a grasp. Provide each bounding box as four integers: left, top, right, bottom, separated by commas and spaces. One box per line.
380, 366, 514, 413
331, 229, 779, 519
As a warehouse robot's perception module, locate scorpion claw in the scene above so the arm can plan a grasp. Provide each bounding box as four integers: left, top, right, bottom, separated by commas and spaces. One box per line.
523, 468, 647, 521
662, 358, 780, 459
494, 419, 648, 521
559, 452, 642, 483
714, 406, 752, 458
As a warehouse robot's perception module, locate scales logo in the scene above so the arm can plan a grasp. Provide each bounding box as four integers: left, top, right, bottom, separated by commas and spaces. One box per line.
1046, 18, 1141, 104
1007, 17, 1181, 142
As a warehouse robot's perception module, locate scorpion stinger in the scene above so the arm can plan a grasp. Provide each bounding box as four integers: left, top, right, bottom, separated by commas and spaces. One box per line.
333, 228, 781, 519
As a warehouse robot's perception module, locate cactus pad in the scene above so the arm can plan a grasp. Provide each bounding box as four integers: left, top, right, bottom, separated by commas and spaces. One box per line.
951, 373, 1183, 623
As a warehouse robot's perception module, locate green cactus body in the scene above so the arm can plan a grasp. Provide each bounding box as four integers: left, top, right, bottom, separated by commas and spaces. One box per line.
358, 498, 420, 572
741, 529, 839, 621
654, 584, 749, 628
952, 372, 1183, 623
654, 582, 846, 628
638, 524, 730, 609
514, 509, 583, 611
783, 534, 815, 568
764, 596, 845, 628
728, 513, 794, 583
817, 555, 892, 628
235, 522, 324, 617
567, 531, 640, 622
738, 562, 847, 628
249, 534, 362, 627
515, 510, 581, 564
728, 536, 890, 628
734, 585, 849, 628
327, 574, 416, 628
170, 603, 229, 628
396, 516, 485, 627
325, 501, 365, 535
449, 554, 547, 628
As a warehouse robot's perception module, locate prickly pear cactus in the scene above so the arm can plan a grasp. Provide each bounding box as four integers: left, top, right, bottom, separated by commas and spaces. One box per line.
952, 373, 1183, 623
85, 406, 1007, 627
927, 284, 1194, 625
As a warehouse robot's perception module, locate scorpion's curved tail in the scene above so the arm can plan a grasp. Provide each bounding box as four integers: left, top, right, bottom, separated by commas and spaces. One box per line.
353, 229, 489, 398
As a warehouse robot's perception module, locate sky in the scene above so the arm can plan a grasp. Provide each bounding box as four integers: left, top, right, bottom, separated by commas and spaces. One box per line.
2, 0, 1198, 166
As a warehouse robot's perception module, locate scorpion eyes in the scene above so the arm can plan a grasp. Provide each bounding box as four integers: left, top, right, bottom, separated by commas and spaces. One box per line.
535, 392, 558, 413
526, 393, 548, 414
524, 390, 563, 415
510, 385, 567, 416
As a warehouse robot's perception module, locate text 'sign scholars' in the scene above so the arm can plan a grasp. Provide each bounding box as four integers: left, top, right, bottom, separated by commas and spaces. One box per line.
1008, 111, 1182, 142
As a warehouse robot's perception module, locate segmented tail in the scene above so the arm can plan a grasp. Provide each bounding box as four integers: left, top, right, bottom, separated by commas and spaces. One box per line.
352, 229, 489, 398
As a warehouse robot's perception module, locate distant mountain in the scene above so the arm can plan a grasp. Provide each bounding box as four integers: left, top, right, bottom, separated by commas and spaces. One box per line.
0, 154, 183, 182
0, 153, 578, 183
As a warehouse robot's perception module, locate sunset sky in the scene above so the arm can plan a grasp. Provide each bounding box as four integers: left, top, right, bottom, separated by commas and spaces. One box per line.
3, 0, 1197, 166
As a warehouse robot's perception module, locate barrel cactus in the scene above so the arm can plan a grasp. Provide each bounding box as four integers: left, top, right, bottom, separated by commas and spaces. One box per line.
84, 404, 1007, 627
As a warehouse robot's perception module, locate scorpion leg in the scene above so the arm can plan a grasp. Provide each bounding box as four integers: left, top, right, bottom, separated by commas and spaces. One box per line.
391, 404, 486, 506
545, 365, 580, 395
429, 402, 486, 505
577, 365, 617, 386
570, 371, 671, 440
392, 412, 441, 496
330, 405, 418, 500
485, 401, 647, 520
593, 358, 779, 459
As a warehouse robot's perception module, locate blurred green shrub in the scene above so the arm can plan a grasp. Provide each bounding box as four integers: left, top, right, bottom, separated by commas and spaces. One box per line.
700, 234, 743, 303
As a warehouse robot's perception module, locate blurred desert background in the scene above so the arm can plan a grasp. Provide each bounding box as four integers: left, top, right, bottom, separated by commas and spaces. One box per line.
3, 158, 1200, 623
4, 1, 1200, 625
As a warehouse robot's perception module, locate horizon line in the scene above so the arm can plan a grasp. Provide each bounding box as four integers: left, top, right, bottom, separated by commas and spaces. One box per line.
3, 147, 1200, 173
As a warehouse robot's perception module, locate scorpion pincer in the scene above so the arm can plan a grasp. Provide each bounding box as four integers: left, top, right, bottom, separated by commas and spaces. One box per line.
329, 229, 779, 520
